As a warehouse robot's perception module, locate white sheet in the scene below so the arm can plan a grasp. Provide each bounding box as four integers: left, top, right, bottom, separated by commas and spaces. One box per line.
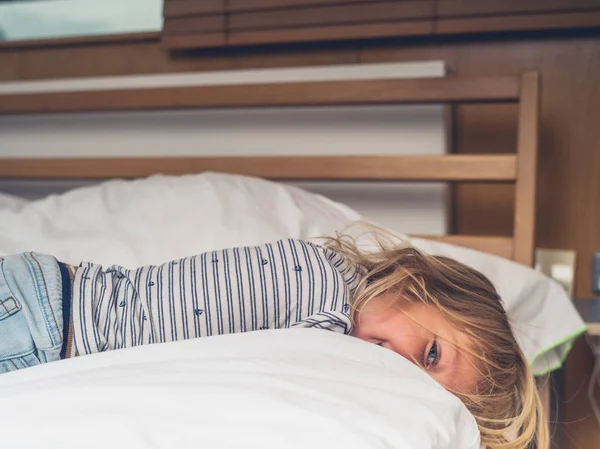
0, 191, 27, 212
0, 173, 585, 375
0, 329, 480, 449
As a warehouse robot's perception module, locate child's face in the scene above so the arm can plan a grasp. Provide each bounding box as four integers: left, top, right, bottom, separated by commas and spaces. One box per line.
352, 294, 479, 394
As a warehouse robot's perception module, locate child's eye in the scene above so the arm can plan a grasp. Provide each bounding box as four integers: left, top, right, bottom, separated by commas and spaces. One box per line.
424, 339, 440, 368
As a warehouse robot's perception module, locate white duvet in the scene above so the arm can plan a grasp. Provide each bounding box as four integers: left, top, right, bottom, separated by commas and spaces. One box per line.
0, 329, 480, 449
0, 173, 586, 375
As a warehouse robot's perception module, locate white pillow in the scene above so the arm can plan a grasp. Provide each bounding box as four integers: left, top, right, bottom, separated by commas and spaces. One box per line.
0, 173, 360, 267
0, 329, 480, 449
0, 192, 28, 212
0, 172, 585, 374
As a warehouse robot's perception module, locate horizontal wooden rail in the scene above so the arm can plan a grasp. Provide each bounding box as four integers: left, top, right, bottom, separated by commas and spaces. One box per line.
413, 235, 514, 260
0, 76, 520, 114
163, 0, 225, 18
0, 155, 517, 181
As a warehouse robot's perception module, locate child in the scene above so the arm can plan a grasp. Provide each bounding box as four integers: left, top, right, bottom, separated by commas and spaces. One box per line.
0, 233, 547, 449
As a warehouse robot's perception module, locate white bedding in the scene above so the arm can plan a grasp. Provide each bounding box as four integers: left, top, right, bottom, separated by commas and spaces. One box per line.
0, 329, 480, 449
0, 191, 27, 212
0, 173, 585, 375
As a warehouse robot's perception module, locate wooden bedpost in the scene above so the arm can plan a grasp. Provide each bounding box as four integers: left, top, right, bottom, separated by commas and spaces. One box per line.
513, 71, 540, 267
514, 72, 552, 435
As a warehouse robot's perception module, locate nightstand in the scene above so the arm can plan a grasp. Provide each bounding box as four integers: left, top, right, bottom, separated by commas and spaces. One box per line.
573, 298, 600, 335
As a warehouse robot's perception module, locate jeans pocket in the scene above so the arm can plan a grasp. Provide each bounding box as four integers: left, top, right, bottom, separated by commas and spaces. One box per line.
0, 292, 37, 365
0, 295, 21, 321
0, 351, 40, 374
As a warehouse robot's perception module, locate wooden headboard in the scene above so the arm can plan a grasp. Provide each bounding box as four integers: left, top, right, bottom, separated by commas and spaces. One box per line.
0, 71, 551, 437
0, 72, 539, 266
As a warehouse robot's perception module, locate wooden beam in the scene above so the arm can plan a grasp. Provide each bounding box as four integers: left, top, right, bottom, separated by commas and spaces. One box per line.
413, 235, 514, 260
229, 2, 434, 31
513, 72, 540, 266
229, 0, 365, 11
229, 20, 433, 46
436, 10, 600, 35
162, 33, 227, 49
0, 155, 517, 181
163, 15, 226, 35
0, 32, 160, 50
163, 0, 225, 18
437, 0, 600, 17
0, 76, 521, 114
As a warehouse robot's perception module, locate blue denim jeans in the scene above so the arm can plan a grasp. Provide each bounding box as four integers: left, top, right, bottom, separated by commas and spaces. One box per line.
0, 252, 65, 373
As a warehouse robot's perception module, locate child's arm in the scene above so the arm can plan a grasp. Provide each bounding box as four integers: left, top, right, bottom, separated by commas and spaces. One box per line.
291, 310, 352, 334
69, 239, 360, 355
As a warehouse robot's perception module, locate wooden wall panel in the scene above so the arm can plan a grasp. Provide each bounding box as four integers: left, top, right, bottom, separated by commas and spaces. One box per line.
229, 0, 368, 11
160, 0, 600, 50
161, 33, 227, 49
229, 21, 433, 46
162, 15, 226, 35
229, 2, 435, 30
225, 46, 359, 69
437, 0, 600, 17
163, 0, 224, 17
0, 51, 20, 81
0, 35, 358, 80
16, 38, 229, 78
162, 0, 226, 49
163, 0, 437, 49
451, 104, 517, 236
436, 10, 600, 35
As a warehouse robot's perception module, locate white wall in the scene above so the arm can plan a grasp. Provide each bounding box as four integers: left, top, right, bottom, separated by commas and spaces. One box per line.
0, 62, 449, 235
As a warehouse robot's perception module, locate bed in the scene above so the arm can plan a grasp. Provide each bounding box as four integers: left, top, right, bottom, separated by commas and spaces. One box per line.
0, 71, 586, 448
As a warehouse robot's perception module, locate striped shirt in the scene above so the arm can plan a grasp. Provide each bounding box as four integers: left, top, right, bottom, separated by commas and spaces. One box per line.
68, 239, 361, 357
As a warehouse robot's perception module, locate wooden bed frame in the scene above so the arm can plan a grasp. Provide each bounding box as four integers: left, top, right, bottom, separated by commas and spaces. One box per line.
0, 71, 546, 430
0, 72, 539, 265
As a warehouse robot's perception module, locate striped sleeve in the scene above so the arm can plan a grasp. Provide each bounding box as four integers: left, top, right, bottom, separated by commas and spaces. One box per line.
287, 240, 360, 334
291, 310, 352, 334
71, 239, 362, 355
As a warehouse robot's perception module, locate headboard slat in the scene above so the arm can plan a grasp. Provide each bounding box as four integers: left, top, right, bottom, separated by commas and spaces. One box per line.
0, 155, 517, 181
0, 73, 539, 265
414, 235, 514, 260
513, 72, 540, 267
0, 76, 520, 114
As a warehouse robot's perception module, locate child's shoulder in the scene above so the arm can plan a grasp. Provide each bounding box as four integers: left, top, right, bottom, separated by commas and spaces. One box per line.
260, 239, 341, 259
264, 238, 324, 249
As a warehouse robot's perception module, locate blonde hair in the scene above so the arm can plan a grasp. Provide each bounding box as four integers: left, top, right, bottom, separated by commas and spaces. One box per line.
322, 226, 549, 449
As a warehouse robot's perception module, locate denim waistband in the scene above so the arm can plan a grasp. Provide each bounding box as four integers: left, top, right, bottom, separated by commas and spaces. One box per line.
57, 262, 72, 359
